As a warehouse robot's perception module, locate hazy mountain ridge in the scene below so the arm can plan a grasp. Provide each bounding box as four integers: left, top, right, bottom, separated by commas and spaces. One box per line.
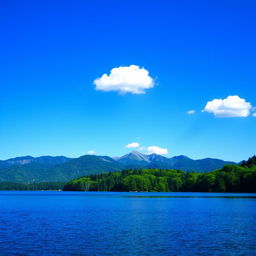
0, 156, 70, 168
115, 152, 234, 172
0, 152, 235, 183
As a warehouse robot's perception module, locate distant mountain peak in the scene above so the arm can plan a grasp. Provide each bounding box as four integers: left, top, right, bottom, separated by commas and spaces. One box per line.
147, 153, 168, 161
118, 151, 149, 165
129, 150, 144, 155
172, 155, 191, 160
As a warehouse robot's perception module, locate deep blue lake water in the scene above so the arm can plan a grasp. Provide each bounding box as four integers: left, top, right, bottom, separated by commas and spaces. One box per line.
0, 191, 256, 256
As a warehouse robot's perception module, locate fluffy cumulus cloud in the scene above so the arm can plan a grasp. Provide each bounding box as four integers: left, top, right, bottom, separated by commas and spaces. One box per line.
147, 146, 168, 155
87, 150, 96, 155
187, 110, 195, 115
203, 95, 252, 117
93, 65, 154, 94
125, 142, 140, 148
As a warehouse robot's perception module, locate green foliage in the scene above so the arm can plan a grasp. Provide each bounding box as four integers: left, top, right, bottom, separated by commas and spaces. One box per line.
0, 182, 65, 190
240, 156, 256, 168
63, 164, 256, 192
64, 165, 256, 192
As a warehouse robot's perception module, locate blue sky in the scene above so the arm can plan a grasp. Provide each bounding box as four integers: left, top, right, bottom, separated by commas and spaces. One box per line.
1, 0, 255, 161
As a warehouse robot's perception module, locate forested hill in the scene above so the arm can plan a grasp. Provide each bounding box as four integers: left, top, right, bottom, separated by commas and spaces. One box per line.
240, 156, 256, 168
63, 164, 256, 193
0, 152, 234, 183
0, 182, 65, 191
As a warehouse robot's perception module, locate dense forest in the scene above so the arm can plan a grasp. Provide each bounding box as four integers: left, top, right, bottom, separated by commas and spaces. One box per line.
240, 156, 256, 168
0, 182, 65, 191
64, 157, 256, 192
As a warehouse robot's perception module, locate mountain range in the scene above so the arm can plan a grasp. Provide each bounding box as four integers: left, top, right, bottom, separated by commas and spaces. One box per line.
0, 151, 235, 183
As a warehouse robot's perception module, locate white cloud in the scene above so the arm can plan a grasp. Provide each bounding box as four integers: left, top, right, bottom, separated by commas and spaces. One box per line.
252, 107, 256, 117
138, 146, 145, 151
93, 65, 154, 94
125, 142, 140, 149
187, 110, 195, 115
87, 150, 96, 155
203, 95, 252, 117
147, 146, 168, 155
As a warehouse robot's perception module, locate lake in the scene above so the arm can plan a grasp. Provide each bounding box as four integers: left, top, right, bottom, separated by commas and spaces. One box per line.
0, 191, 255, 256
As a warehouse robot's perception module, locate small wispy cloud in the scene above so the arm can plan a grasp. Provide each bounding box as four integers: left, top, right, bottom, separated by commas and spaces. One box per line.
187, 110, 195, 115
125, 142, 140, 149
87, 150, 96, 155
252, 107, 256, 117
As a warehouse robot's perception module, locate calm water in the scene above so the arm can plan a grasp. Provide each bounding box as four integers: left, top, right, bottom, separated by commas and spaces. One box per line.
0, 192, 256, 256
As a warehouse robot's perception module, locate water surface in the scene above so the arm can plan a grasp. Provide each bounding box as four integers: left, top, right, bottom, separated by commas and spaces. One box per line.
0, 191, 255, 256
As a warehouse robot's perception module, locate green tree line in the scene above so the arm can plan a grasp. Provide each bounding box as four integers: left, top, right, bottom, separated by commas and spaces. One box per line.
0, 182, 65, 190
64, 162, 256, 193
